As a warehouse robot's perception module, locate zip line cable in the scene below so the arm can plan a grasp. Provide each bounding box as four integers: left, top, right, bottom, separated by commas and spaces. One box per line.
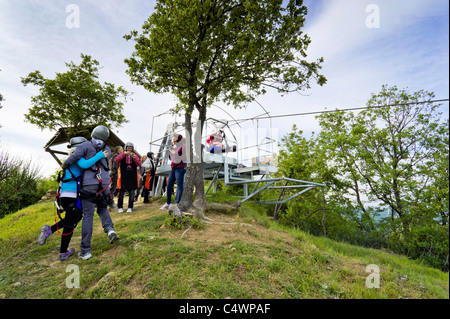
227, 98, 449, 123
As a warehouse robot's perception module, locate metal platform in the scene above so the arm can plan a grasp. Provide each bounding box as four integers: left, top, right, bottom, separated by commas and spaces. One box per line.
150, 118, 324, 204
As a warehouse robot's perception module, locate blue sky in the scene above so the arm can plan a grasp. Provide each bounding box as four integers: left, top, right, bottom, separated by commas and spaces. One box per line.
0, 0, 448, 177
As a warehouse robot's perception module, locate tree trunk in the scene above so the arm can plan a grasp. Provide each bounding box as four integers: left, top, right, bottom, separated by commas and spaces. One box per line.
178, 102, 209, 218
192, 105, 207, 211
178, 105, 195, 213
178, 102, 238, 220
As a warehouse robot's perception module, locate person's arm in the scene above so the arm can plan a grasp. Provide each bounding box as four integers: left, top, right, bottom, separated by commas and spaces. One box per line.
62, 144, 85, 169
77, 151, 106, 169
133, 154, 142, 166
114, 152, 125, 163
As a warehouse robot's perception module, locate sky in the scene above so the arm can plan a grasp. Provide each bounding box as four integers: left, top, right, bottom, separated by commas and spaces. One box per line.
0, 0, 448, 178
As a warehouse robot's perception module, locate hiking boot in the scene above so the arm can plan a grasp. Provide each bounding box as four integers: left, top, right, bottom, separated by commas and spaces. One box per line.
37, 224, 52, 246
127, 208, 132, 213
78, 251, 92, 260
59, 248, 75, 261
108, 230, 119, 243
160, 203, 169, 210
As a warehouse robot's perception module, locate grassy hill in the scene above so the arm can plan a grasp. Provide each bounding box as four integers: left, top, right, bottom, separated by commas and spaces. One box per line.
0, 196, 448, 299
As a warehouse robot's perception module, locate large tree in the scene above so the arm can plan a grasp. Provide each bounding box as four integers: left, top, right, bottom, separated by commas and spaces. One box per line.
21, 54, 129, 137
316, 85, 449, 265
317, 85, 448, 224
124, 0, 326, 215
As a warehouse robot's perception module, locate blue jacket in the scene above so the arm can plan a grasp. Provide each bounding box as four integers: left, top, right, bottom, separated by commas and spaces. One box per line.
63, 140, 111, 187
60, 151, 106, 193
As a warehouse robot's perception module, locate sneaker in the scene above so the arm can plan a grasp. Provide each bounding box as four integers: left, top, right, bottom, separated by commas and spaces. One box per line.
59, 248, 75, 261
127, 208, 132, 213
118, 208, 124, 213
108, 230, 119, 243
37, 224, 52, 246
78, 251, 92, 260
160, 203, 170, 210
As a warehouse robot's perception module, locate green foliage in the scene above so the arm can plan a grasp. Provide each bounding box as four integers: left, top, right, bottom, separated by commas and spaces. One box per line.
1, 200, 448, 299
124, 0, 326, 110
164, 215, 204, 230
21, 54, 129, 136
275, 85, 449, 270
35, 170, 60, 196
0, 146, 45, 218
125, 0, 327, 209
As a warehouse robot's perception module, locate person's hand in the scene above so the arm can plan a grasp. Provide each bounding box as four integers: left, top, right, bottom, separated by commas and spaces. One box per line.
103, 150, 109, 157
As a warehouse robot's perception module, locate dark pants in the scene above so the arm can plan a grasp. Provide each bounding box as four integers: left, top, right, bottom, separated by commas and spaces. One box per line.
109, 172, 119, 203
142, 172, 155, 203
51, 197, 82, 253
118, 188, 136, 209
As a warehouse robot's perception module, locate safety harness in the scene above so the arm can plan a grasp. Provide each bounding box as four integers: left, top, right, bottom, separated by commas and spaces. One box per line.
79, 141, 112, 208
53, 141, 112, 235
53, 167, 82, 236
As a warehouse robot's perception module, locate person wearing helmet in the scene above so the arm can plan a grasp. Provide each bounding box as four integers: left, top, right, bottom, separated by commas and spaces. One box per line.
141, 151, 156, 203
62, 125, 119, 260
114, 142, 142, 213
37, 136, 109, 261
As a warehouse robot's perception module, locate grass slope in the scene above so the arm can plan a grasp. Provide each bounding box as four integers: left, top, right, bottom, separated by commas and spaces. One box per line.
0, 197, 448, 299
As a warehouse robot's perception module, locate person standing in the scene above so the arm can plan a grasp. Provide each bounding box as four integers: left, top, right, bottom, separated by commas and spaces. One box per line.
160, 134, 186, 211
141, 152, 156, 203
115, 142, 142, 213
62, 125, 119, 260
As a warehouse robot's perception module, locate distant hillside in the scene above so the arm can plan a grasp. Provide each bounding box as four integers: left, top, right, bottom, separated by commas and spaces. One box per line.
0, 198, 448, 300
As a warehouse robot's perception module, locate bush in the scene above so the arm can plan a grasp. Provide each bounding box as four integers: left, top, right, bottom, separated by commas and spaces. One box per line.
0, 146, 45, 218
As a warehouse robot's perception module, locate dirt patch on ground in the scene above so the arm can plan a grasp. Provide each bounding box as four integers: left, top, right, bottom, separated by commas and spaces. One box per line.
162, 211, 303, 256
100, 245, 126, 258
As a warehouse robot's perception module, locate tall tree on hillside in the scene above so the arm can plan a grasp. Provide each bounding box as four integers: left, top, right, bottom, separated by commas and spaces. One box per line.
21, 54, 130, 137
124, 0, 326, 215
316, 85, 449, 263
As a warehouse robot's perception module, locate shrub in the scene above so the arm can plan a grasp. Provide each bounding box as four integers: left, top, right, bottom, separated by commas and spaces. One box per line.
0, 146, 44, 218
